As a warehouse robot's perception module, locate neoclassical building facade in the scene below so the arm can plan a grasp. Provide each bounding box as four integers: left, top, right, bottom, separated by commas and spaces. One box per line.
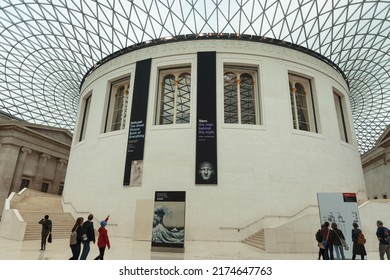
0, 112, 72, 215
63, 37, 366, 247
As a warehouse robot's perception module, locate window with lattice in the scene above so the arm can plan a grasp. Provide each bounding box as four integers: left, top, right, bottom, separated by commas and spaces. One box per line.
156, 68, 191, 125
289, 74, 317, 132
224, 67, 259, 124
105, 77, 130, 132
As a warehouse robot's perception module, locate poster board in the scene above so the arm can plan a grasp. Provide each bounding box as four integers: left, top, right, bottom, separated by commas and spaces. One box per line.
151, 191, 186, 253
317, 192, 361, 259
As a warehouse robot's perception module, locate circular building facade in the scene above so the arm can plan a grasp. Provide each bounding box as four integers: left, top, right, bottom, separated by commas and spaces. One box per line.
63, 36, 366, 247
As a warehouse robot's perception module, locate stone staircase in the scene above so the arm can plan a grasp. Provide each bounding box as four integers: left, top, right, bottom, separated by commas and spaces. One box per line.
242, 229, 265, 250
10, 191, 75, 240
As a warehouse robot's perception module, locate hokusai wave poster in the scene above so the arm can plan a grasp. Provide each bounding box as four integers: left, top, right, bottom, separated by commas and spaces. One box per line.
151, 191, 186, 253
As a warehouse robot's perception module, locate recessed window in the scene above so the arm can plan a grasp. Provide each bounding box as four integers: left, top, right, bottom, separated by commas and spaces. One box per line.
20, 178, 30, 191
79, 94, 92, 142
41, 182, 49, 193
104, 77, 130, 132
333, 91, 349, 143
224, 66, 260, 124
156, 67, 191, 125
289, 74, 318, 132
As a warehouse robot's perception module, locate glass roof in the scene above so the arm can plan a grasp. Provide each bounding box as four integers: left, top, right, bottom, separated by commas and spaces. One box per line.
1, 0, 390, 154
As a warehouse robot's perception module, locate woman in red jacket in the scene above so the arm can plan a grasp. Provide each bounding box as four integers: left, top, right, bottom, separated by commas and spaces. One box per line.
94, 215, 110, 260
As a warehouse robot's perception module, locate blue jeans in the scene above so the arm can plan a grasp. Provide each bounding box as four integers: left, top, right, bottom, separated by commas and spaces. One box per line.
333, 244, 345, 260
79, 241, 90, 260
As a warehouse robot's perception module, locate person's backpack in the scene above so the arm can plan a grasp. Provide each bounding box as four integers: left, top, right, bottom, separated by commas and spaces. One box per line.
315, 229, 323, 242
357, 232, 366, 245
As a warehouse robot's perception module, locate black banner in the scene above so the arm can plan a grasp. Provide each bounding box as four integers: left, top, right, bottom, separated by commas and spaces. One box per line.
123, 59, 151, 186
195, 52, 218, 185
152, 191, 186, 251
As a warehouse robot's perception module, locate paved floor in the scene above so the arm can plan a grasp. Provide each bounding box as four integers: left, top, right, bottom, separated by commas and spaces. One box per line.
0, 236, 382, 260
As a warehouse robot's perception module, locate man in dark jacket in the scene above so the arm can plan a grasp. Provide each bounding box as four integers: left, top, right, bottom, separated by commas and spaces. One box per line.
39, 215, 52, 250
376, 220, 390, 260
79, 214, 95, 260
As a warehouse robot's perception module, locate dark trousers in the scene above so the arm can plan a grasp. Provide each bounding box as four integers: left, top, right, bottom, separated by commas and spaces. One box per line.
41, 231, 49, 250
94, 247, 106, 260
69, 244, 81, 260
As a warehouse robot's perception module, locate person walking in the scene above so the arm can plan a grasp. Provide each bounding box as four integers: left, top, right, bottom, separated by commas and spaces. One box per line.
69, 217, 84, 260
375, 220, 390, 260
38, 214, 52, 250
79, 214, 95, 260
351, 222, 367, 260
94, 215, 110, 260
321, 222, 333, 260
331, 222, 346, 260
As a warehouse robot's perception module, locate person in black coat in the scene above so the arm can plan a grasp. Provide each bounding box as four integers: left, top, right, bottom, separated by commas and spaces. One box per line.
79, 214, 95, 260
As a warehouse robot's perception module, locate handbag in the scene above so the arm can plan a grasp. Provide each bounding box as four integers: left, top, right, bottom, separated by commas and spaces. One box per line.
340, 238, 349, 250
317, 242, 325, 249
47, 233, 52, 243
70, 231, 77, 245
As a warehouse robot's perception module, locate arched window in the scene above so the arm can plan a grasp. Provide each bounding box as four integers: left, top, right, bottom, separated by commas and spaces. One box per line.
224, 66, 259, 124
157, 68, 191, 125
105, 77, 130, 132
289, 74, 317, 132
334, 91, 349, 143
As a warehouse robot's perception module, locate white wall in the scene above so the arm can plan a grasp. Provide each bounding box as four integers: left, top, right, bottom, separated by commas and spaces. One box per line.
63, 39, 366, 245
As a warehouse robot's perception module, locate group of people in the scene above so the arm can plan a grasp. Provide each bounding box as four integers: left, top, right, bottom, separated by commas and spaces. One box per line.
39, 213, 111, 260
316, 220, 390, 260
69, 213, 111, 260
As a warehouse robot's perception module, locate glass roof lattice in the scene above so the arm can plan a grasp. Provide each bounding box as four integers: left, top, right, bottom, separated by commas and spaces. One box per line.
1, 0, 390, 155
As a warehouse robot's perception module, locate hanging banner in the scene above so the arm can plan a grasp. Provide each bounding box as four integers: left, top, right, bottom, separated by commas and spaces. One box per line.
123, 58, 151, 186
151, 191, 186, 253
195, 52, 217, 185
317, 192, 361, 260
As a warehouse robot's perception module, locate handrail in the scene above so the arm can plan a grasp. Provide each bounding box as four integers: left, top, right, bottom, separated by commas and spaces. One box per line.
220, 204, 318, 232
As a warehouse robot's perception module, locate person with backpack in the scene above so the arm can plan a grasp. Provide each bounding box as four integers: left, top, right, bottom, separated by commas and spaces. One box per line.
321, 222, 334, 260
351, 222, 367, 260
316, 224, 326, 260
376, 220, 390, 260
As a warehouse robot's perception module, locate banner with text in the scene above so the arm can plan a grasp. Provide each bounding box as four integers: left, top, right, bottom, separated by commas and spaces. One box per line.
123, 58, 151, 186
195, 52, 217, 185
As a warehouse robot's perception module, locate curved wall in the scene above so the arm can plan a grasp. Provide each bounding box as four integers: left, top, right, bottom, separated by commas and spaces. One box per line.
63, 39, 366, 241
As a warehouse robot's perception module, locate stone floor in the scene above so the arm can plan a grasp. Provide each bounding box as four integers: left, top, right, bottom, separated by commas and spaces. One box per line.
0, 236, 382, 260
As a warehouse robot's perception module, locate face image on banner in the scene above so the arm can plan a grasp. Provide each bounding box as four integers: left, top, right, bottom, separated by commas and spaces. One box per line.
196, 161, 217, 183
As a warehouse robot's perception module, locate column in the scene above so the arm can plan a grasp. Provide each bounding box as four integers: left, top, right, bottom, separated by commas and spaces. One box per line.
52, 159, 67, 194
32, 153, 51, 190
11, 147, 32, 193
0, 144, 21, 215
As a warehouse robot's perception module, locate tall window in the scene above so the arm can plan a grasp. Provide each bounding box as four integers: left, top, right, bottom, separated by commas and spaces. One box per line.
105, 77, 130, 132
289, 74, 317, 132
156, 68, 191, 125
224, 66, 259, 124
334, 91, 349, 143
79, 94, 91, 142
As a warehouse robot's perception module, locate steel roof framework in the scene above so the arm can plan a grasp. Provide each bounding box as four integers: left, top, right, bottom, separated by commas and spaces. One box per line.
1, 0, 390, 154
